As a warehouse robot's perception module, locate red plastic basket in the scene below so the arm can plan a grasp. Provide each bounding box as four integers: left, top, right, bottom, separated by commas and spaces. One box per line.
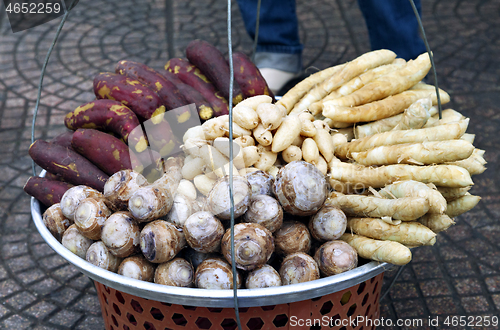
95, 272, 383, 330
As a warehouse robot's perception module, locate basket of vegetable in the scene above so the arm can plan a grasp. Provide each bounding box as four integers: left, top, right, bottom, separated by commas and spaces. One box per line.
27, 37, 484, 330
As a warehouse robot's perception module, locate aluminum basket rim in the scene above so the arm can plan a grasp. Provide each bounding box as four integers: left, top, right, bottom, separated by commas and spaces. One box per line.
31, 171, 391, 308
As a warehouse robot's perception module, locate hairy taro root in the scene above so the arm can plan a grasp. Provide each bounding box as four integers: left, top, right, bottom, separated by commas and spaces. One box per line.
74, 197, 112, 240
140, 220, 185, 263
118, 255, 155, 282
154, 258, 194, 287
308, 205, 347, 242
195, 258, 242, 289
60, 185, 103, 221
104, 170, 148, 211
101, 211, 141, 258
43, 203, 71, 241
273, 161, 327, 216
279, 252, 320, 285
314, 240, 358, 276
61, 224, 93, 259
245, 264, 282, 289
245, 170, 274, 196
183, 211, 224, 253
274, 221, 311, 255
207, 176, 252, 220
243, 195, 283, 233
221, 223, 274, 271
86, 241, 122, 272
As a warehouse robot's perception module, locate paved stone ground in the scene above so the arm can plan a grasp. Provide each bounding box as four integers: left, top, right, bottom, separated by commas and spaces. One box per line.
0, 0, 499, 329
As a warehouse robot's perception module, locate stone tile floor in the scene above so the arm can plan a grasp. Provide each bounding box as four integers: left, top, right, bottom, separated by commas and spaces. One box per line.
0, 0, 499, 329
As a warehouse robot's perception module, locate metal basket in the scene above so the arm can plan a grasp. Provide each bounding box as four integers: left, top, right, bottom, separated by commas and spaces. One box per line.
30, 172, 391, 309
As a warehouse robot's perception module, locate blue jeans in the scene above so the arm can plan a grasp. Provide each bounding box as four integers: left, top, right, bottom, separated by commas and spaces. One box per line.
236, 0, 303, 73
358, 0, 426, 61
237, 0, 426, 72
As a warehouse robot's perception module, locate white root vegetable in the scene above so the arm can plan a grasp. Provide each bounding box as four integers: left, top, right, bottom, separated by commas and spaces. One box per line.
313, 127, 335, 162
267, 165, 280, 178
424, 109, 465, 127
60, 185, 103, 221
291, 50, 396, 114
202, 117, 225, 140
340, 233, 412, 266
418, 213, 455, 233
355, 105, 439, 138
315, 155, 328, 175
302, 138, 319, 164
391, 97, 432, 130
236, 94, 272, 110
165, 193, 194, 227
199, 144, 238, 178
233, 105, 259, 129
234, 135, 255, 148
282, 145, 302, 163
271, 114, 302, 153
242, 146, 260, 167
218, 115, 252, 138
460, 133, 475, 144
278, 64, 346, 113
183, 138, 208, 158
254, 145, 278, 172
177, 179, 197, 200
329, 162, 473, 188
347, 218, 436, 246
446, 194, 481, 218
351, 140, 475, 166
445, 149, 487, 175
325, 53, 431, 108
436, 186, 471, 201
253, 123, 273, 146
323, 88, 449, 124
331, 133, 348, 149
327, 191, 429, 221
193, 174, 217, 196
335, 127, 355, 142
336, 119, 469, 159
256, 103, 284, 130
379, 180, 447, 214
298, 112, 317, 137
181, 157, 205, 180
183, 126, 205, 143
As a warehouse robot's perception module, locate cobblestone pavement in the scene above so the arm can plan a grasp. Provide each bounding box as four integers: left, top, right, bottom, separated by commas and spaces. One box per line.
0, 0, 499, 329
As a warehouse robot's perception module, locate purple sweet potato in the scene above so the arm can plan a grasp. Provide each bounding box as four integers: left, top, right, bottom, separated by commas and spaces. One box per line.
161, 69, 214, 120
186, 39, 244, 105
71, 128, 132, 176
165, 58, 229, 116
29, 140, 108, 191
50, 130, 75, 150
64, 99, 145, 151
24, 176, 73, 207
232, 51, 275, 100
93, 72, 165, 122
115, 60, 187, 110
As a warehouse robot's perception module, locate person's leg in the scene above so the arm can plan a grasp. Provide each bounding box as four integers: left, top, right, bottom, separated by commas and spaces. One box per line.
357, 0, 426, 61
237, 0, 303, 93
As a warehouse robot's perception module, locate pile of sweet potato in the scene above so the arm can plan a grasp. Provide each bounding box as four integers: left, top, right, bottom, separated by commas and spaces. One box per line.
24, 39, 273, 206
